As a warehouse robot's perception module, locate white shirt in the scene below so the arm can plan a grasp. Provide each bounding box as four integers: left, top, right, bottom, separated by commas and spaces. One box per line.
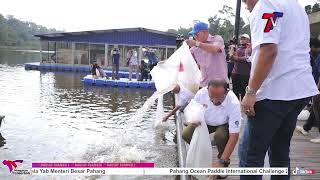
130, 54, 138, 66
177, 86, 194, 107
250, 0, 318, 101
194, 87, 241, 133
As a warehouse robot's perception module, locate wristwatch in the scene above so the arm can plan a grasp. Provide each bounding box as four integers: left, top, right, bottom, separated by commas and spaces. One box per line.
195, 41, 201, 47
218, 159, 230, 166
245, 86, 257, 96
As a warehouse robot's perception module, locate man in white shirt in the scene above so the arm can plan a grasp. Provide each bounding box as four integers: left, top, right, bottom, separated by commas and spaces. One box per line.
182, 79, 241, 172
240, 1, 319, 180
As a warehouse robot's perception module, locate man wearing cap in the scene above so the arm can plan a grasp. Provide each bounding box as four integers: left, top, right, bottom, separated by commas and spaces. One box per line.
186, 22, 228, 88
239, 0, 318, 180
230, 34, 252, 99
144, 48, 158, 80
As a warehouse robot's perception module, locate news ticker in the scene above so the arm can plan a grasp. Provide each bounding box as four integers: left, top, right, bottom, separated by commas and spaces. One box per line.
8, 163, 316, 176
31, 167, 289, 176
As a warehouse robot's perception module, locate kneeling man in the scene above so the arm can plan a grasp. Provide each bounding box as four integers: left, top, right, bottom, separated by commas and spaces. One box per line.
182, 78, 241, 169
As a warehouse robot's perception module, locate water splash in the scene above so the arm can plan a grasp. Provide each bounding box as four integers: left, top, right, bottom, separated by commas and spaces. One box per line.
125, 85, 175, 130
89, 86, 176, 164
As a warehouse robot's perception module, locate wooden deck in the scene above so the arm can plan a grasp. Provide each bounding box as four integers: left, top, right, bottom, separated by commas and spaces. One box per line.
210, 119, 320, 180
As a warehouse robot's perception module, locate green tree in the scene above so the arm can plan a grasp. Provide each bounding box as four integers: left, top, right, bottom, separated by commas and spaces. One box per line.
0, 14, 9, 44
312, 3, 320, 13
167, 29, 177, 34
0, 13, 62, 49
177, 27, 193, 36
167, 5, 251, 42
208, 5, 250, 41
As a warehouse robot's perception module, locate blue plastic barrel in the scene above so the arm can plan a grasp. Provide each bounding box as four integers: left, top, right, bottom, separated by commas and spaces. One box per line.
84, 78, 95, 85
64, 66, 72, 71
150, 82, 156, 89
25, 64, 31, 70
44, 65, 51, 71
57, 65, 64, 71
118, 81, 128, 87
129, 81, 140, 88
96, 79, 105, 86
140, 82, 149, 88
110, 80, 118, 86
105, 79, 113, 86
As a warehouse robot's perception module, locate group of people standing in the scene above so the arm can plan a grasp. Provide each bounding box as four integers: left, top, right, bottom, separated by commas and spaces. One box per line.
91, 47, 159, 81
163, 0, 319, 179
125, 48, 157, 81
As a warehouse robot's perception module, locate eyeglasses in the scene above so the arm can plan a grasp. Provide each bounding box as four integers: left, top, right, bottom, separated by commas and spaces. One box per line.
210, 95, 226, 106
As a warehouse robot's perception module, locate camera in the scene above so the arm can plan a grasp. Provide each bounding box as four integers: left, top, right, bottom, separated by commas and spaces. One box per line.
176, 34, 185, 48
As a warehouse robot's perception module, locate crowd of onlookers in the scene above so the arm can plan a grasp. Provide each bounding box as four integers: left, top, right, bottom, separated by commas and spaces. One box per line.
91, 47, 160, 81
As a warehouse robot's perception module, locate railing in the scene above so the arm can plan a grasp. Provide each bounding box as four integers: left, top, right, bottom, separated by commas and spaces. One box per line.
174, 94, 191, 180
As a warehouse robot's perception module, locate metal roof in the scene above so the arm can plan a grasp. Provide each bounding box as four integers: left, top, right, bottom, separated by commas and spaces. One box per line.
34, 27, 177, 46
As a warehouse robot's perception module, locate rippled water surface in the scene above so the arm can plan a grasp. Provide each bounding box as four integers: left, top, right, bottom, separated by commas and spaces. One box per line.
0, 49, 177, 180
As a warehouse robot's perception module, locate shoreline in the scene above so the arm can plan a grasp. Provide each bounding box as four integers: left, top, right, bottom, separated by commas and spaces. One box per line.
0, 45, 40, 51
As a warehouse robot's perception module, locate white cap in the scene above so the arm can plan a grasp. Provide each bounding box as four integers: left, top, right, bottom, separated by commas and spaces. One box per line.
240, 34, 250, 40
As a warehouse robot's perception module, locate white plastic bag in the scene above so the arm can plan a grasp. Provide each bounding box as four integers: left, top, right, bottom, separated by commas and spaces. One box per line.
150, 51, 180, 93
178, 44, 202, 94
150, 42, 201, 93
95, 68, 101, 77
150, 42, 201, 128
297, 109, 310, 121
184, 100, 212, 180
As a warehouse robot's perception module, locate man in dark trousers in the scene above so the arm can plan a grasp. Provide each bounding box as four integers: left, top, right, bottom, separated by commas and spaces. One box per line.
296, 81, 320, 144
239, 0, 318, 180
230, 34, 252, 99
111, 48, 120, 80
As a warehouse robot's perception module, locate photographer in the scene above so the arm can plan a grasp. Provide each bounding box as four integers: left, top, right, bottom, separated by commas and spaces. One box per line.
186, 22, 228, 88
226, 37, 237, 79
229, 34, 252, 99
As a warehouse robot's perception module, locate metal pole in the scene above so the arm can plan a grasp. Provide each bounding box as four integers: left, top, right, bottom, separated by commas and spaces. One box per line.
55, 42, 58, 63
71, 42, 75, 65
105, 44, 108, 67
234, 0, 242, 44
165, 47, 168, 59
47, 41, 49, 62
39, 41, 42, 62
88, 43, 91, 65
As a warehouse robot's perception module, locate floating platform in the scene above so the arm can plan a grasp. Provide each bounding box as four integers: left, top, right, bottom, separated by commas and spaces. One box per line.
25, 62, 140, 79
83, 75, 155, 89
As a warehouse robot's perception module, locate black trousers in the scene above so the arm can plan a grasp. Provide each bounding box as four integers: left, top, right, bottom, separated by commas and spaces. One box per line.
232, 74, 249, 99
239, 97, 311, 180
140, 70, 149, 81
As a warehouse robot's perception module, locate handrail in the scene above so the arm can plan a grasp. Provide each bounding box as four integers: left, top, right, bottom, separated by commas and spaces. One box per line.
174, 94, 191, 180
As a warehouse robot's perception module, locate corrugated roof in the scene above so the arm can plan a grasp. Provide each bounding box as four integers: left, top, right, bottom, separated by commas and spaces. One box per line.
34, 27, 177, 46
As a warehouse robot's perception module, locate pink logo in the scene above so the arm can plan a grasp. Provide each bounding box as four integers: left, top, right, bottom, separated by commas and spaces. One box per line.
3, 160, 23, 173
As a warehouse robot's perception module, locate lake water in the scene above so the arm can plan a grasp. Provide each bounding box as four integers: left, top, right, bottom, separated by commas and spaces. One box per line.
0, 49, 177, 180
